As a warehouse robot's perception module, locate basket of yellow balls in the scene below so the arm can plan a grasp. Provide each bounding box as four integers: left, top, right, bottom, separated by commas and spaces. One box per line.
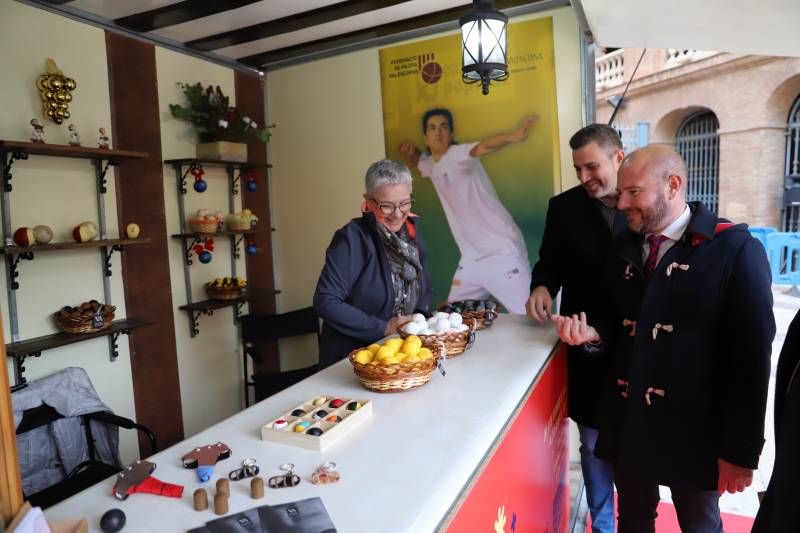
348, 335, 445, 393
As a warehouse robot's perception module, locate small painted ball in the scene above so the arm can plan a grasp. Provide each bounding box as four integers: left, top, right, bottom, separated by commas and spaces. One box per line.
198, 250, 212, 264
328, 399, 344, 408
291, 409, 306, 417
194, 179, 208, 193
306, 427, 324, 436
100, 508, 126, 533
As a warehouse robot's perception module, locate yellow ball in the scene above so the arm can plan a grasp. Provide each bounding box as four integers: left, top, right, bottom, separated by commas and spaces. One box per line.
402, 342, 421, 356
385, 338, 404, 351
367, 343, 381, 354
381, 356, 400, 365
418, 347, 434, 360
354, 350, 373, 364
405, 335, 422, 345
394, 352, 407, 361
375, 346, 396, 361
402, 353, 420, 362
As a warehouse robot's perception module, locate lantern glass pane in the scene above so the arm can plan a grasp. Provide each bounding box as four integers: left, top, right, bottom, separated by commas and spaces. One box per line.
483, 19, 507, 64
461, 20, 479, 67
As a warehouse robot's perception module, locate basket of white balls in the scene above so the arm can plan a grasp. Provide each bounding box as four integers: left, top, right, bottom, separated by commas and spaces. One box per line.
398, 312, 477, 357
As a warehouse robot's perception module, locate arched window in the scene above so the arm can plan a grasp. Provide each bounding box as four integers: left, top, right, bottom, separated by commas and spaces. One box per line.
675, 111, 720, 213
783, 94, 800, 231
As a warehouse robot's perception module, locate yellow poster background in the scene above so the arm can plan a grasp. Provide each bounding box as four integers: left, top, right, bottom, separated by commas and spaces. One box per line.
380, 17, 560, 306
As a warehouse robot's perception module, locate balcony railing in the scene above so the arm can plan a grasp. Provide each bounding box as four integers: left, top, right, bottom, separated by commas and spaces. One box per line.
595, 49, 625, 90
664, 49, 717, 68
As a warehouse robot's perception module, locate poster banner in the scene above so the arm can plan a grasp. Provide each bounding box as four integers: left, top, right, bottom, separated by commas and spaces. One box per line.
379, 17, 560, 312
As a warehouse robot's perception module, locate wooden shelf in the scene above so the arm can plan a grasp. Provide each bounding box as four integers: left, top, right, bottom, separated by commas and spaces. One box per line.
0, 140, 148, 160
164, 158, 270, 169
5, 318, 154, 358
179, 296, 253, 313
1, 238, 151, 255
171, 230, 252, 239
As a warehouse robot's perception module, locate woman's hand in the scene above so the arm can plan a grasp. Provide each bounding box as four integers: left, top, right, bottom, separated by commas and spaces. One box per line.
385, 315, 413, 335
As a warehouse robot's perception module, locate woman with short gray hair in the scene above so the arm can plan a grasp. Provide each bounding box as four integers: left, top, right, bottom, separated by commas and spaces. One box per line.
314, 159, 433, 369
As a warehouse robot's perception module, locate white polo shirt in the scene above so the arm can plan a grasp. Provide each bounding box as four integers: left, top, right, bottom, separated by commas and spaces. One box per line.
417, 142, 527, 261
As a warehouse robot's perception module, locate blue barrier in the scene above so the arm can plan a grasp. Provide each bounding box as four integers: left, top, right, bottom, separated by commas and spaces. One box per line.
765, 232, 800, 285
749, 226, 777, 250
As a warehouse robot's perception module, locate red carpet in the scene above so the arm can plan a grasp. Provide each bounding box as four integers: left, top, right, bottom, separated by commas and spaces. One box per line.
586, 496, 755, 532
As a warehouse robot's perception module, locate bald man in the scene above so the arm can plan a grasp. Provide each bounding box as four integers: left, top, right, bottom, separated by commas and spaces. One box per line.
553, 145, 775, 532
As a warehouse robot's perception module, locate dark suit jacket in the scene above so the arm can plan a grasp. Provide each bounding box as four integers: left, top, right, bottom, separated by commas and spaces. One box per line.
752, 309, 800, 532
596, 202, 775, 489
313, 212, 433, 369
530, 185, 628, 428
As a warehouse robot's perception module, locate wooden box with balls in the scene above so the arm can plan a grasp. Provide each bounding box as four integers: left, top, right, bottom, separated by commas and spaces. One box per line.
261, 395, 372, 452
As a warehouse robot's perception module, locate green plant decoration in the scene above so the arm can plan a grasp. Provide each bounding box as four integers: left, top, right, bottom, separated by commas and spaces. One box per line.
169, 83, 271, 143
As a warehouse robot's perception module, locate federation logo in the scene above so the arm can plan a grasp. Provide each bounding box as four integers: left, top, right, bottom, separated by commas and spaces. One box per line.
419, 53, 443, 84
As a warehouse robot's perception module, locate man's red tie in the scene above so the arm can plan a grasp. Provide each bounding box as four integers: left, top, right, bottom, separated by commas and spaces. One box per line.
644, 234, 669, 279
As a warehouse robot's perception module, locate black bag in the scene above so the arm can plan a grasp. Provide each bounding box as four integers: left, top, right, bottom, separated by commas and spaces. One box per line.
189, 497, 336, 533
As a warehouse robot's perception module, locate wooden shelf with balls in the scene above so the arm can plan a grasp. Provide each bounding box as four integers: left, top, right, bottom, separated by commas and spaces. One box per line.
1, 237, 150, 254
5, 318, 154, 388
0, 140, 148, 161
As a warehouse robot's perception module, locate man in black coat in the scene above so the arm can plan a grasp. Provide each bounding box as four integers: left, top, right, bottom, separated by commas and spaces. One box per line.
752, 309, 800, 532
554, 145, 775, 532
528, 124, 627, 532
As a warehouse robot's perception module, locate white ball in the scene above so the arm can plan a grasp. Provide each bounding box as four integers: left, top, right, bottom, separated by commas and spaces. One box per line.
427, 317, 438, 327
412, 313, 426, 323
420, 328, 434, 335
435, 318, 450, 332
434, 312, 449, 320
449, 313, 463, 327
457, 323, 469, 332
403, 322, 421, 335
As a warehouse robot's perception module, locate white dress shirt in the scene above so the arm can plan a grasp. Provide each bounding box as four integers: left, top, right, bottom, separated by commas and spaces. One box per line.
642, 204, 691, 266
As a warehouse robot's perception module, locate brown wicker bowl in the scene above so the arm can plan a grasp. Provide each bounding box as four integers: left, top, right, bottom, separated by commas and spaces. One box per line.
189, 219, 219, 234
398, 318, 477, 357
436, 302, 498, 330
227, 219, 256, 231
348, 342, 445, 393
54, 302, 115, 334
205, 284, 246, 300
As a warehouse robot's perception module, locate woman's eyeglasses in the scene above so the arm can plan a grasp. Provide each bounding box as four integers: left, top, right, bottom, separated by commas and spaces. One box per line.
372, 197, 414, 216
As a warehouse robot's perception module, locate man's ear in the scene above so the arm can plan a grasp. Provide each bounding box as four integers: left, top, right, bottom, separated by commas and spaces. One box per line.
615, 149, 625, 165
666, 174, 683, 198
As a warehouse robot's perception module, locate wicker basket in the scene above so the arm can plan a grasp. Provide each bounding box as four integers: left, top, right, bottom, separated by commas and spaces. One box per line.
437, 303, 498, 330
54, 304, 115, 334
205, 284, 245, 300
348, 342, 445, 393
398, 318, 477, 357
227, 219, 256, 231
189, 219, 219, 234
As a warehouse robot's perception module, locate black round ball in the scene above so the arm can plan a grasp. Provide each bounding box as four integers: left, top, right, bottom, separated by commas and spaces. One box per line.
306, 427, 324, 436
291, 409, 306, 417
100, 508, 126, 533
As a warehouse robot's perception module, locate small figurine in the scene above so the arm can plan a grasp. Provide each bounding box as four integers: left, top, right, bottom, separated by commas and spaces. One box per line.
67, 123, 81, 146
98, 127, 110, 149
30, 118, 46, 143
181, 442, 232, 483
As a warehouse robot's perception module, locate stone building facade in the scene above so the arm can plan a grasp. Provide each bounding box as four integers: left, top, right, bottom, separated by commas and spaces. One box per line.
595, 48, 800, 229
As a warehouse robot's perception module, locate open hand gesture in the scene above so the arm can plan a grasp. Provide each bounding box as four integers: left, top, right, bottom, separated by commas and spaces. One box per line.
551, 312, 600, 345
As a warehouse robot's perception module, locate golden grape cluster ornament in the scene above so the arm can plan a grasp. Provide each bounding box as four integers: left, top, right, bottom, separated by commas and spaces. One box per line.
36, 59, 77, 124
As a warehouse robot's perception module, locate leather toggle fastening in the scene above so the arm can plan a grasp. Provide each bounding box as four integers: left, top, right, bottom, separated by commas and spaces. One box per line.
666, 262, 690, 276
651, 323, 674, 340
624, 263, 634, 280
616, 378, 629, 398
622, 319, 637, 337
645, 387, 666, 406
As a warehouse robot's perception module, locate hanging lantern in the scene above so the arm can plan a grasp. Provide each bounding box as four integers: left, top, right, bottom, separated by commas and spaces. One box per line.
459, 0, 509, 95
